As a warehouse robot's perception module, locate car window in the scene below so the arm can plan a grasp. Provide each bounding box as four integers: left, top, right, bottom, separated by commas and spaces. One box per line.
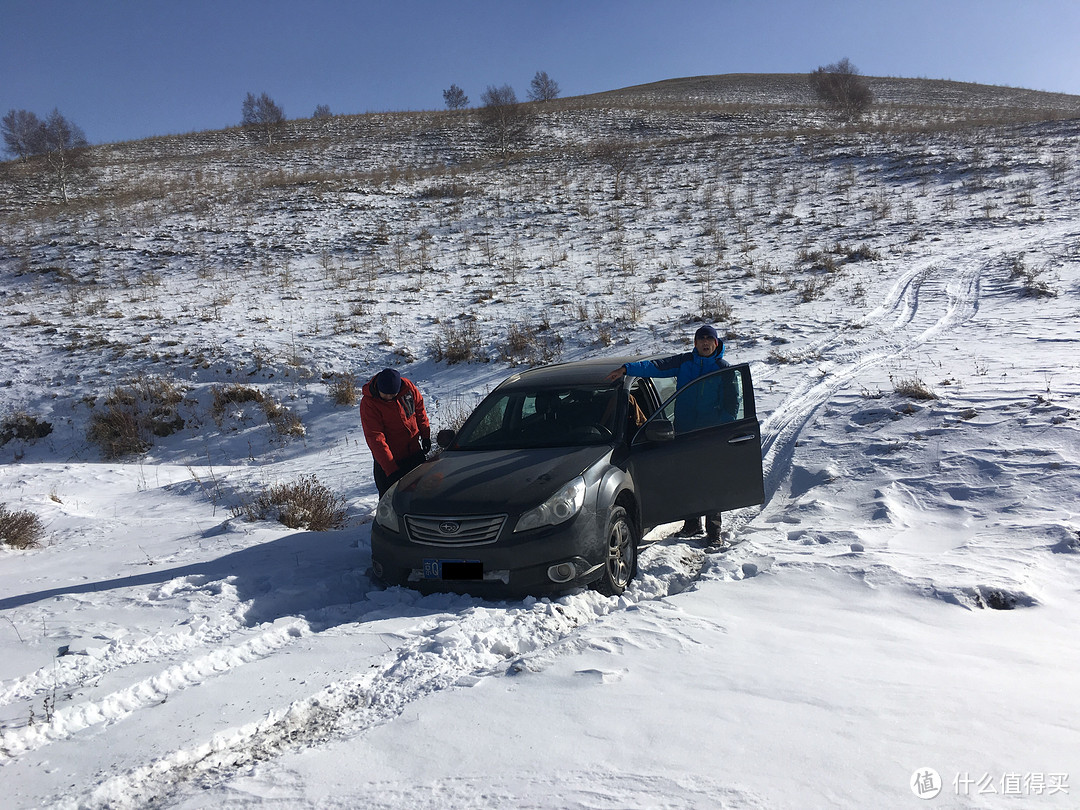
629, 380, 656, 417
651, 376, 677, 404
460, 395, 510, 446
655, 368, 745, 437
456, 385, 619, 449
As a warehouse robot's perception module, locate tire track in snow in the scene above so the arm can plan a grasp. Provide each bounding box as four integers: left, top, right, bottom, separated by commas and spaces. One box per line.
9, 245, 1017, 806
723, 256, 985, 541
56, 254, 961, 801
0, 619, 308, 758
0, 589, 247, 708
54, 555, 705, 810
761, 262, 952, 484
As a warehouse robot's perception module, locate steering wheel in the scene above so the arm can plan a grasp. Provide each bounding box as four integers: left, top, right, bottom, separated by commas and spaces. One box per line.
581, 423, 613, 440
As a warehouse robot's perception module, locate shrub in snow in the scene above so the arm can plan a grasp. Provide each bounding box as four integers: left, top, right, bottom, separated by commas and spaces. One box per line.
429, 320, 483, 365
0, 503, 45, 549
0, 412, 53, 446
892, 375, 938, 401
237, 474, 347, 531
210, 383, 305, 437
498, 323, 564, 366
86, 377, 187, 458
327, 374, 358, 406
1005, 253, 1057, 298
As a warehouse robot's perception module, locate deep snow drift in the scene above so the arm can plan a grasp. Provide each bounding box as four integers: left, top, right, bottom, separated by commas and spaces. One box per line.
1, 92, 1079, 808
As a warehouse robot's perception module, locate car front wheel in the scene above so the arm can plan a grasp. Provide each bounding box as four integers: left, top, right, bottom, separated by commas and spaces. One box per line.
594, 505, 638, 596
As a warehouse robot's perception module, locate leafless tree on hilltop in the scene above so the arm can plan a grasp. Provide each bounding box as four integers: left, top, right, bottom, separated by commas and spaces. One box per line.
480, 84, 531, 166
242, 92, 286, 145
809, 58, 873, 119
443, 84, 470, 110
528, 71, 560, 102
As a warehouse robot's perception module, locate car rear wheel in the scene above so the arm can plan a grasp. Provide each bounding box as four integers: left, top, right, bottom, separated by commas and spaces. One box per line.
594, 505, 637, 596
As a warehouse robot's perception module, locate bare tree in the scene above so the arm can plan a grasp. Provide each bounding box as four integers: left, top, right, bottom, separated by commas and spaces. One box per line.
241, 92, 286, 144
480, 84, 530, 165
2, 109, 46, 160
443, 84, 469, 110
41, 109, 90, 201
527, 71, 560, 102
594, 139, 636, 200
3, 108, 90, 202
809, 58, 873, 119
312, 104, 332, 120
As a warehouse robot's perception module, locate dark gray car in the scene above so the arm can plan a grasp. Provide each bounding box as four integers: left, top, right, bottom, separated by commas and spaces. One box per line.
370, 357, 764, 597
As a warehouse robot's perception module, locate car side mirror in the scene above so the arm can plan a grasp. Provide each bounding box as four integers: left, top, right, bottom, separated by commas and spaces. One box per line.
436, 429, 457, 448
642, 418, 675, 442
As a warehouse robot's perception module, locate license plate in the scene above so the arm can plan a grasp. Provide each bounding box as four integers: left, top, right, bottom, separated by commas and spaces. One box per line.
423, 559, 483, 580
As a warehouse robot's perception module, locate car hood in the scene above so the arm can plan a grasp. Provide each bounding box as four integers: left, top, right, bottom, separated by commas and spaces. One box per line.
394, 446, 609, 515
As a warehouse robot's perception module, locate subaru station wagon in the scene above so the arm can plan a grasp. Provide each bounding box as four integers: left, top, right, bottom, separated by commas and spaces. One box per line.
371, 357, 764, 597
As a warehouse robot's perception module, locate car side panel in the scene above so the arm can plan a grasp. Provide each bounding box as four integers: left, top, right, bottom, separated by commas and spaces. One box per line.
629, 417, 764, 527
628, 365, 764, 528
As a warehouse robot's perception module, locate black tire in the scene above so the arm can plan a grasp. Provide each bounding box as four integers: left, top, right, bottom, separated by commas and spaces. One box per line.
593, 505, 638, 597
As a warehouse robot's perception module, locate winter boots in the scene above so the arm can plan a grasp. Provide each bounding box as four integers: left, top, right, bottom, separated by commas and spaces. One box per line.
679, 513, 722, 542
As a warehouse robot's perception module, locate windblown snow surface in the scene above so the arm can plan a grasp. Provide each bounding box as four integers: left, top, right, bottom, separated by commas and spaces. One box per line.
1, 100, 1079, 809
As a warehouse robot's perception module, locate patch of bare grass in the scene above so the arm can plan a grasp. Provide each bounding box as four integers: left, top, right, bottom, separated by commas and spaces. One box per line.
1, 412, 53, 446
87, 376, 187, 458
210, 383, 305, 437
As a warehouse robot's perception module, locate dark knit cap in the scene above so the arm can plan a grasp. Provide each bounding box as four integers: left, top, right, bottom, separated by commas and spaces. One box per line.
694, 324, 720, 342
375, 368, 402, 395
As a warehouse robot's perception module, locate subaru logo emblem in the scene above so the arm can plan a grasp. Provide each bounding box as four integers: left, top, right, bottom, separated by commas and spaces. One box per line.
439, 521, 461, 535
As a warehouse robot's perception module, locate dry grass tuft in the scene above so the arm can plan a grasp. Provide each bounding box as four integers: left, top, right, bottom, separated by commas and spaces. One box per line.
210, 384, 305, 437
498, 323, 564, 366
238, 475, 347, 531
0, 503, 46, 549
429, 320, 483, 365
1, 412, 54, 446
328, 374, 358, 406
892, 376, 938, 400
211, 384, 266, 414
87, 376, 187, 458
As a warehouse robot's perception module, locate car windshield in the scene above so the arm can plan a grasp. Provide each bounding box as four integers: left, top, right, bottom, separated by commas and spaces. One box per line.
455, 384, 621, 450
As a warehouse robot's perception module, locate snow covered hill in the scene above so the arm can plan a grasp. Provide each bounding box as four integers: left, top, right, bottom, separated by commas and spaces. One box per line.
2, 76, 1079, 808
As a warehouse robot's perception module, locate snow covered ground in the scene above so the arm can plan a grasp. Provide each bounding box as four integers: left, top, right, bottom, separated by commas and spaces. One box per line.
2, 85, 1079, 808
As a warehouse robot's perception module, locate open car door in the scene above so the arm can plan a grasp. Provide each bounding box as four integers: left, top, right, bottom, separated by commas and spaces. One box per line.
628, 364, 764, 529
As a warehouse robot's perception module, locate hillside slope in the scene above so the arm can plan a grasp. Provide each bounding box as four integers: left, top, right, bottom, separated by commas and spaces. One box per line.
1, 75, 1079, 808
590, 72, 1080, 112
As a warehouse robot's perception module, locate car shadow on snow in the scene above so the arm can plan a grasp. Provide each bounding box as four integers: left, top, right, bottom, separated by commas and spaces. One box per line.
0, 525, 469, 631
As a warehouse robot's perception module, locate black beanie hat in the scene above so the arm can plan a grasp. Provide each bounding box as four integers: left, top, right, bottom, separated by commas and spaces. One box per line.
694, 324, 720, 342
375, 368, 402, 395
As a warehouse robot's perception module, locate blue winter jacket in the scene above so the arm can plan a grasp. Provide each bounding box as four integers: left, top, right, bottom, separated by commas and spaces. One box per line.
623, 346, 729, 389
623, 347, 735, 434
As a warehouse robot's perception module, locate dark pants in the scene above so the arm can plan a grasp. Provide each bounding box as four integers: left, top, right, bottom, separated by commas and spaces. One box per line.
706, 511, 722, 537
374, 452, 425, 497
682, 512, 722, 535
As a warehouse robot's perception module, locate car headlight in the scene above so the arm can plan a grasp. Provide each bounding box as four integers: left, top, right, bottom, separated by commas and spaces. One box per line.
514, 476, 586, 533
375, 483, 400, 532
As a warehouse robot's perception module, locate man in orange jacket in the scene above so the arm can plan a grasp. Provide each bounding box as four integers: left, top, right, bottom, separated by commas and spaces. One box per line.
360, 368, 431, 495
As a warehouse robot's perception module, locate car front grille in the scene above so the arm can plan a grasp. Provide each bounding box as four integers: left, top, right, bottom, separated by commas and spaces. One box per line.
404, 514, 507, 546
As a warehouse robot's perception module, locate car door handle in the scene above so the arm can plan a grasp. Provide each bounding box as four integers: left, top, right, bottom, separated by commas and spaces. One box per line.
728, 433, 758, 444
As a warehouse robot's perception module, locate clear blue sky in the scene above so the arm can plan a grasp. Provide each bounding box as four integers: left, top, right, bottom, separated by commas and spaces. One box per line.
3, 0, 1078, 146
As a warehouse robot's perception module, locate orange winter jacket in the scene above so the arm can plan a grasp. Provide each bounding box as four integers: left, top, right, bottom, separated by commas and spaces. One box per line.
360, 376, 430, 475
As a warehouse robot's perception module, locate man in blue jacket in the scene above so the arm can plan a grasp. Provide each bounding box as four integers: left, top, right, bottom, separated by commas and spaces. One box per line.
607, 324, 729, 542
